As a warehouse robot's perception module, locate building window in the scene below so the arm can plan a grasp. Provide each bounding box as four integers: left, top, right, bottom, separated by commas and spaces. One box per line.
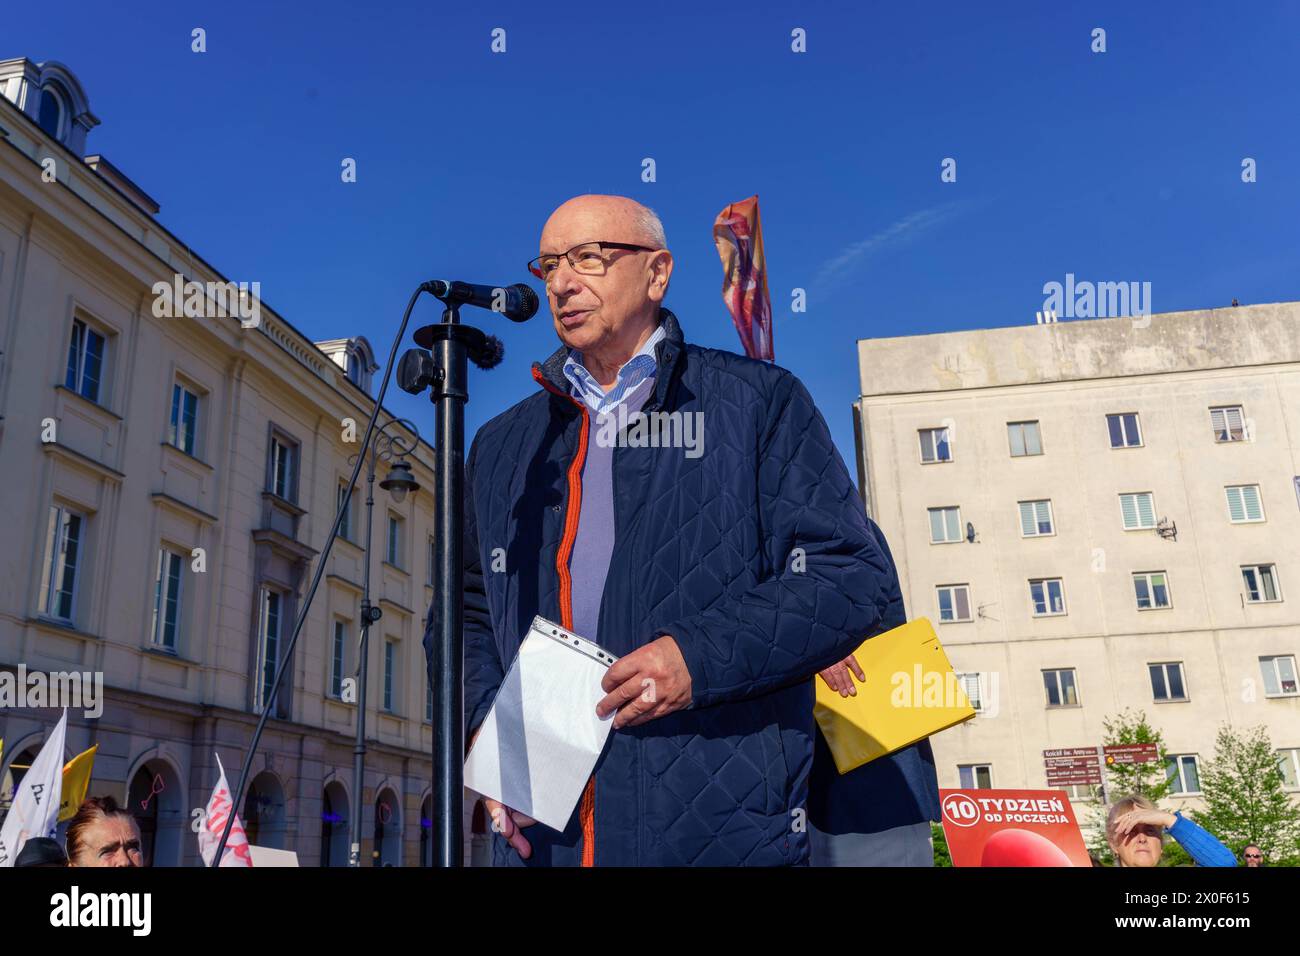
1043, 668, 1079, 707
331, 620, 347, 699
1106, 412, 1142, 448
1018, 499, 1054, 537
958, 764, 993, 789
1165, 754, 1201, 795
918, 427, 952, 463
383, 639, 396, 712
1241, 564, 1281, 603
1278, 749, 1300, 790
337, 482, 353, 541
1149, 662, 1187, 702
1007, 420, 1042, 457
1260, 655, 1298, 697
1119, 492, 1156, 530
928, 506, 962, 544
955, 673, 984, 712
256, 589, 282, 712
1225, 484, 1264, 523
64, 318, 106, 403
1029, 578, 1066, 616
150, 548, 184, 650
1054, 783, 1097, 801
268, 435, 297, 502
169, 383, 199, 456
38, 86, 65, 139
38, 504, 83, 621
1210, 405, 1246, 442
386, 515, 403, 566
1133, 571, 1172, 610
937, 584, 972, 623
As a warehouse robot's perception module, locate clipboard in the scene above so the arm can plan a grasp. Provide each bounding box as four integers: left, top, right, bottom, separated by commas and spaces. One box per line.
814, 617, 975, 774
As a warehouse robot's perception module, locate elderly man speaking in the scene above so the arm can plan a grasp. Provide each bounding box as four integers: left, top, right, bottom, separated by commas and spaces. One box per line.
438, 194, 932, 866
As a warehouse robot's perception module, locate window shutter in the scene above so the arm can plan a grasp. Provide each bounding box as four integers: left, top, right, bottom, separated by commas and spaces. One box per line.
1121, 494, 1138, 529
1019, 501, 1035, 536
1137, 493, 1154, 527
1242, 485, 1262, 521
1226, 487, 1245, 522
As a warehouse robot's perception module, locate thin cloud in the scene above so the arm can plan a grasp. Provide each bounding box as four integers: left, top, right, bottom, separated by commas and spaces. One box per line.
813, 200, 975, 293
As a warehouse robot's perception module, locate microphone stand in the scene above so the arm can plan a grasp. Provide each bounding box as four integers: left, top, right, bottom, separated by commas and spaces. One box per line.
411, 297, 503, 868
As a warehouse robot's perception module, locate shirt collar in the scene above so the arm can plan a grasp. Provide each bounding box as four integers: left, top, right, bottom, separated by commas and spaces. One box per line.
563, 324, 665, 414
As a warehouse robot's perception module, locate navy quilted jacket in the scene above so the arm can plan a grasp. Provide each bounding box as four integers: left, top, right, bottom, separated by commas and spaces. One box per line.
440, 309, 936, 866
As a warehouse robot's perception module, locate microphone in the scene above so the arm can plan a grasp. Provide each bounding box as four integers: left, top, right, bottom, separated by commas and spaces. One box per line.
422, 280, 539, 323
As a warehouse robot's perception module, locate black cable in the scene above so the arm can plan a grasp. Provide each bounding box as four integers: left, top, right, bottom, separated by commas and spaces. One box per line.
211, 285, 428, 865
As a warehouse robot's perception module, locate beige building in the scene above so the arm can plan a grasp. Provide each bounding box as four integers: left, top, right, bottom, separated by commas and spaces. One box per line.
853, 302, 1300, 822
0, 58, 458, 865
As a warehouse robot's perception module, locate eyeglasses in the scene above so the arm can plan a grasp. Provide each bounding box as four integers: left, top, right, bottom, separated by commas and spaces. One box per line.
1244, 853, 1263, 859
528, 241, 659, 281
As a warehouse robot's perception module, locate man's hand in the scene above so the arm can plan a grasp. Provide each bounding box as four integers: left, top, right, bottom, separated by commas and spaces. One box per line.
482, 798, 536, 860
818, 653, 865, 697
596, 635, 692, 729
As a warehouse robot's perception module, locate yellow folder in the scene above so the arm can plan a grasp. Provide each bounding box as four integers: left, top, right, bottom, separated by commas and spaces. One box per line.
814, 617, 976, 774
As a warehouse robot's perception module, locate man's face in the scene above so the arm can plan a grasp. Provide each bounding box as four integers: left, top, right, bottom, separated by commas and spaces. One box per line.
1243, 847, 1263, 866
72, 815, 143, 867
537, 198, 669, 356
1112, 823, 1163, 867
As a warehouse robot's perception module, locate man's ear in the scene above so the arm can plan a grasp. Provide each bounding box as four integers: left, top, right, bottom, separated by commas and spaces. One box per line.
646, 250, 673, 303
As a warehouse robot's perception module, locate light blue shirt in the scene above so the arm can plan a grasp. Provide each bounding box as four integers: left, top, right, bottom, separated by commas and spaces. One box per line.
562, 324, 665, 414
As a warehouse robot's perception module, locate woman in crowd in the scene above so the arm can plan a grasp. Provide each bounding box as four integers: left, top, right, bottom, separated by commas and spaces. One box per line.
1106, 793, 1235, 867
65, 795, 145, 867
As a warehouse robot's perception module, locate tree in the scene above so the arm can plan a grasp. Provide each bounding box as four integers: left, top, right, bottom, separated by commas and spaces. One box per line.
931, 822, 951, 867
1087, 709, 1173, 864
1193, 724, 1300, 866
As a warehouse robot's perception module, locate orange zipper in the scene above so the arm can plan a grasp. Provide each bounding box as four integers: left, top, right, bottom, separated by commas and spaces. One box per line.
532, 366, 597, 866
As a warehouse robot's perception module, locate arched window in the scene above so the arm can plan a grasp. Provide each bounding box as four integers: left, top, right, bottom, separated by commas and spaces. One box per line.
372, 789, 400, 866
243, 772, 287, 849
320, 781, 349, 867
38, 86, 65, 139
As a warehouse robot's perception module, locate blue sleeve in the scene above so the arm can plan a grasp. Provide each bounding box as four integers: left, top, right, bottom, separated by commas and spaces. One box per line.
666, 373, 891, 708
1168, 813, 1237, 867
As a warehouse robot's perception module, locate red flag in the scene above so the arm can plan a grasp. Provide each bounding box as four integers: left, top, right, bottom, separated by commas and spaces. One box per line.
713, 195, 774, 360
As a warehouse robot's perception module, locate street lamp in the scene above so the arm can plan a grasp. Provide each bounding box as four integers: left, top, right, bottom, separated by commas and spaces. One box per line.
348, 418, 421, 867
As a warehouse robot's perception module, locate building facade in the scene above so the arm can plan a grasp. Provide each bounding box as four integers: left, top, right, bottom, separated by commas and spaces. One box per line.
853, 302, 1300, 824
0, 58, 464, 865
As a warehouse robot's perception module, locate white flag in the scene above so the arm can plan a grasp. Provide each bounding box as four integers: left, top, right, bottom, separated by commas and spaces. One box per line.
0, 709, 67, 867
197, 753, 253, 867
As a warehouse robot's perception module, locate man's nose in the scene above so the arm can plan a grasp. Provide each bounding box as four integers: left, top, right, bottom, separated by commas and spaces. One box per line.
547, 258, 584, 299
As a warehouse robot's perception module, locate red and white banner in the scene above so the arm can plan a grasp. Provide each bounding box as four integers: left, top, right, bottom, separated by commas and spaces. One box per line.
940, 788, 1091, 867
197, 753, 253, 867
713, 195, 774, 361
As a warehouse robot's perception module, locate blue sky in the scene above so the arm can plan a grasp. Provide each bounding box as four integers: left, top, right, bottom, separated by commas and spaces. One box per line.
11, 1, 1299, 464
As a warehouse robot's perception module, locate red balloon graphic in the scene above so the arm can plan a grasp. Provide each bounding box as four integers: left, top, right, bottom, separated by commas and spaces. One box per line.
980, 828, 1075, 867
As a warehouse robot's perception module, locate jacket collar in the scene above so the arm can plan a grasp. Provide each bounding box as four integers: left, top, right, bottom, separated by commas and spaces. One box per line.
533, 308, 685, 413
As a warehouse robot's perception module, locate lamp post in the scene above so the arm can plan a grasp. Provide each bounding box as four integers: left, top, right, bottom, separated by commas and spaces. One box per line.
348, 417, 421, 868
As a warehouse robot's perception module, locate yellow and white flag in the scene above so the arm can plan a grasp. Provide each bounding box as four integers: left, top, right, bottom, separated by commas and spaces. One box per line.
58, 744, 98, 822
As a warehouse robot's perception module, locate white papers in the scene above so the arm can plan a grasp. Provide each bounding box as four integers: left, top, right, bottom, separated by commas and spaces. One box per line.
464, 616, 616, 832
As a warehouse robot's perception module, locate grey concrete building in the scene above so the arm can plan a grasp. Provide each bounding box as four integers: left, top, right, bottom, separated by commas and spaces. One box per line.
853, 302, 1300, 824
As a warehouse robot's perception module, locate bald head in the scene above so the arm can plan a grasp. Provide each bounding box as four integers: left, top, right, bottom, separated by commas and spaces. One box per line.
537, 195, 673, 384
542, 195, 667, 251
